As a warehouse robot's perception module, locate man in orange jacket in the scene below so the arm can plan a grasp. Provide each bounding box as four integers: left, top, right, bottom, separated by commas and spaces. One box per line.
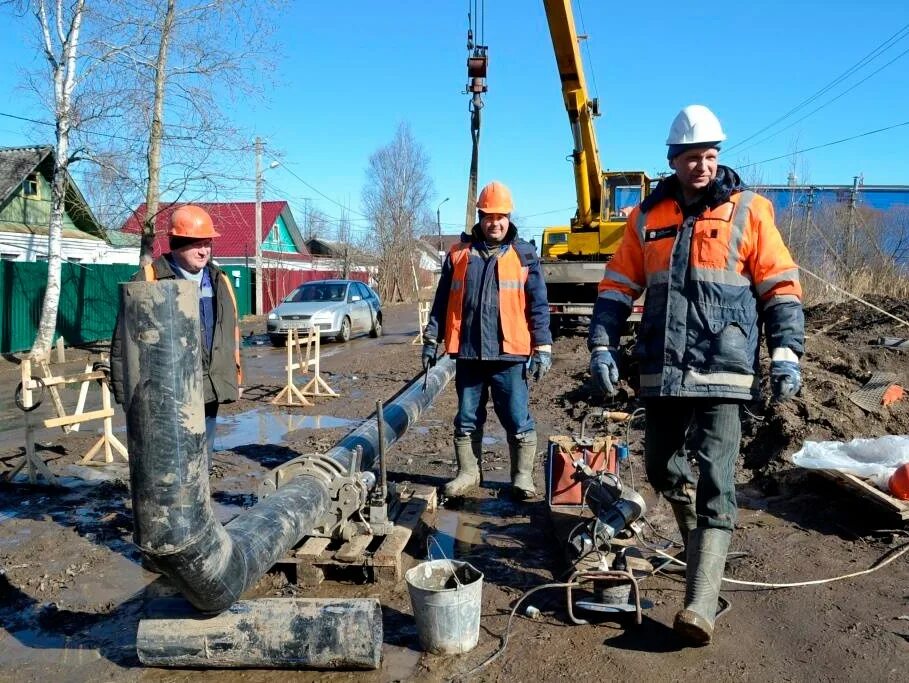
588, 106, 804, 646
423, 181, 552, 500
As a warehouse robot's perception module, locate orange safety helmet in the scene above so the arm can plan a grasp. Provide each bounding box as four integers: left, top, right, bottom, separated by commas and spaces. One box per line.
168, 205, 220, 239
477, 180, 514, 214
889, 462, 909, 500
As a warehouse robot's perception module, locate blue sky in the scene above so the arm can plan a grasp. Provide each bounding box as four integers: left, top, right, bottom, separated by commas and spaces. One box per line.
1, 1, 907, 245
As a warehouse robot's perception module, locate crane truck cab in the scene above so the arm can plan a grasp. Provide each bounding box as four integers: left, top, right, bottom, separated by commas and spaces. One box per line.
543, 171, 651, 335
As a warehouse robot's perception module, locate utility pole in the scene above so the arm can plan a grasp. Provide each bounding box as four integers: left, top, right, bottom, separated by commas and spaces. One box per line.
254, 137, 263, 316
436, 197, 449, 256
846, 175, 860, 279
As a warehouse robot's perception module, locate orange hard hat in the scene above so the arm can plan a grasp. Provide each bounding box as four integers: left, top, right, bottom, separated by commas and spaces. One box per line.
168, 205, 219, 239
477, 180, 514, 214
889, 462, 909, 500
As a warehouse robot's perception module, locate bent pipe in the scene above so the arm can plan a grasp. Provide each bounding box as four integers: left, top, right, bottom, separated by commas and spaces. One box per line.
121, 280, 453, 613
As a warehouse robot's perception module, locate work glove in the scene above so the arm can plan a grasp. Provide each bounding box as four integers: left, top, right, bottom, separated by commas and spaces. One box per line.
528, 348, 552, 381
770, 360, 801, 401
589, 346, 620, 396
421, 343, 438, 372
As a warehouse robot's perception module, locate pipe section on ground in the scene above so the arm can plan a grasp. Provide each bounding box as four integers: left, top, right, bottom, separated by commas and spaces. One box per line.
120, 280, 455, 613
137, 598, 383, 669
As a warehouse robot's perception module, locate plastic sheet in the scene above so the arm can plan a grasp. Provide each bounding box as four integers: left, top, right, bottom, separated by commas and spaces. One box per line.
791, 435, 909, 490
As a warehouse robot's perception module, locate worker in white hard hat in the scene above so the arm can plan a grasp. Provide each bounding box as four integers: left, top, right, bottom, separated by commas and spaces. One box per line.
586, 105, 805, 646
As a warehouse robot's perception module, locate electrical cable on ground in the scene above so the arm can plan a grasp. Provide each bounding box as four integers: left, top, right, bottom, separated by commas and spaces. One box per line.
639, 531, 909, 589
453, 581, 579, 681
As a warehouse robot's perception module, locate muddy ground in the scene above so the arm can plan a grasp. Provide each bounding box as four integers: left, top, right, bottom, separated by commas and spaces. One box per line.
0, 298, 907, 682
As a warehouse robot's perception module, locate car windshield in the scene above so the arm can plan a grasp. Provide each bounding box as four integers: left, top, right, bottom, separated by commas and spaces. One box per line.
287, 284, 346, 303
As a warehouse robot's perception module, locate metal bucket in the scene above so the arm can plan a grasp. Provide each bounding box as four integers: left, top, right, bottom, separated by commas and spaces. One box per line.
405, 559, 483, 655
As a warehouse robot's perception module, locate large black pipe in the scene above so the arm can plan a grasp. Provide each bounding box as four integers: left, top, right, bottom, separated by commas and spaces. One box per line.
120, 280, 454, 613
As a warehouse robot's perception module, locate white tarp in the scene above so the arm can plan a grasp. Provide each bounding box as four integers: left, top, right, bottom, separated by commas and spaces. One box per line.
791, 434, 909, 491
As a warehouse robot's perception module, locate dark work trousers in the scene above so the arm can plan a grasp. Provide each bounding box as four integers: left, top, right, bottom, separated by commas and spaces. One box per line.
453, 359, 534, 438
643, 398, 742, 531
204, 400, 219, 470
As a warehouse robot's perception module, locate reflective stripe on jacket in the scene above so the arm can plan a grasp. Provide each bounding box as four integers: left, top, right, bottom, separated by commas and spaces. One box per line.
590, 170, 804, 400
423, 222, 551, 361
445, 242, 531, 355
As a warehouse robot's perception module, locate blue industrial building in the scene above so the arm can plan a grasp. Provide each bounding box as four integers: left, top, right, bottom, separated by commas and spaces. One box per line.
761, 184, 909, 213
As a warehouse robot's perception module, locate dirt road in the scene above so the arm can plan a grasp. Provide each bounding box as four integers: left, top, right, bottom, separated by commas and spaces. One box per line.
0, 300, 907, 681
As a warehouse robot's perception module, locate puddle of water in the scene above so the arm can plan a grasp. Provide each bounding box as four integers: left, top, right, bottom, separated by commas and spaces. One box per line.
214, 408, 357, 451
382, 646, 423, 681
482, 435, 500, 446
428, 507, 485, 560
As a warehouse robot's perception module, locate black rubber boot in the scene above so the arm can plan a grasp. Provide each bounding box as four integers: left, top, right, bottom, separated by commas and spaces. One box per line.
673, 528, 731, 645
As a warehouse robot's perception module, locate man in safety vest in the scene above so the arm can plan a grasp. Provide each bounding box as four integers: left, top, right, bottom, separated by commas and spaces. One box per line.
423, 181, 552, 500
111, 205, 242, 468
588, 106, 804, 645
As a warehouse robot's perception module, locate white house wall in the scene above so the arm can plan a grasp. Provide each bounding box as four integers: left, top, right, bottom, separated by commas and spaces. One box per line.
0, 231, 138, 264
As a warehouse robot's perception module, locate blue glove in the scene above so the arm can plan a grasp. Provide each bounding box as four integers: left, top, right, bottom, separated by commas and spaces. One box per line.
421, 343, 437, 372
528, 349, 552, 381
771, 360, 801, 401
590, 347, 620, 396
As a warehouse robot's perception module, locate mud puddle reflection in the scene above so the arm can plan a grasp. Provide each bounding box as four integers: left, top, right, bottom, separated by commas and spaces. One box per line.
214, 408, 358, 451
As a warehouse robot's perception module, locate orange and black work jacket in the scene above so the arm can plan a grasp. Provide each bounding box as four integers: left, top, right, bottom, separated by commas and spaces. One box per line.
424, 222, 551, 361
589, 167, 804, 400
110, 256, 242, 405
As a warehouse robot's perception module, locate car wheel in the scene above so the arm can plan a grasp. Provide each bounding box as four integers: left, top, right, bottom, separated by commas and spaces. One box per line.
336, 317, 351, 343
270, 334, 287, 347
369, 313, 383, 338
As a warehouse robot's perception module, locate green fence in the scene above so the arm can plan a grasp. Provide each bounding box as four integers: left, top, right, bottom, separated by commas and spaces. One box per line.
0, 261, 253, 354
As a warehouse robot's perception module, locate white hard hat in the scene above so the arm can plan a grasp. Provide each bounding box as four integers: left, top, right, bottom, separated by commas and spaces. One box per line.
666, 105, 727, 146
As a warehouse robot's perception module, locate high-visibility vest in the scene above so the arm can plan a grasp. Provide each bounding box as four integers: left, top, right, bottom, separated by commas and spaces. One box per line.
444, 243, 531, 355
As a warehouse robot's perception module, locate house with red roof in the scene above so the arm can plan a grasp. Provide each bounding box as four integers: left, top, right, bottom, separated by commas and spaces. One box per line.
120, 200, 323, 312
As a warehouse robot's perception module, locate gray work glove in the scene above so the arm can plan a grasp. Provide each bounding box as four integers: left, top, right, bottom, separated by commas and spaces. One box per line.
589, 346, 620, 396
528, 348, 552, 381
771, 360, 801, 401
421, 343, 438, 372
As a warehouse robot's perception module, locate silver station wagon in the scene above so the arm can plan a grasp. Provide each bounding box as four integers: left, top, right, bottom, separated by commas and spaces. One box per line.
266, 279, 383, 346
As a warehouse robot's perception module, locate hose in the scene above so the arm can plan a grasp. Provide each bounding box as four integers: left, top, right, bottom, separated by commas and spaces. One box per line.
14, 376, 45, 412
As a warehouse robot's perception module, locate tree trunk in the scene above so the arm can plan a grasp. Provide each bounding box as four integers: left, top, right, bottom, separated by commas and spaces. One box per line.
141, 0, 176, 266
30, 0, 86, 361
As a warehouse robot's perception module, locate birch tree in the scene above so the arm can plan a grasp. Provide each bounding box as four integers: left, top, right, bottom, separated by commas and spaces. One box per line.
28, 0, 86, 360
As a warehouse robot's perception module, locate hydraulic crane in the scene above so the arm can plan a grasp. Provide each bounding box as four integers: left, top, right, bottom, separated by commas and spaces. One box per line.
540, 0, 650, 333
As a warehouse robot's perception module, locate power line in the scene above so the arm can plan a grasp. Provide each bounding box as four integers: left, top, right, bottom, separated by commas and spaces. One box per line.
736, 119, 909, 170
0, 110, 253, 153
265, 152, 369, 219
726, 22, 909, 153
731, 44, 909, 158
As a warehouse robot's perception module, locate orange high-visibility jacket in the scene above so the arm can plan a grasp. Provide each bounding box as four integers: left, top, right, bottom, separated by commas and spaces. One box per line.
590, 170, 804, 400
444, 242, 532, 356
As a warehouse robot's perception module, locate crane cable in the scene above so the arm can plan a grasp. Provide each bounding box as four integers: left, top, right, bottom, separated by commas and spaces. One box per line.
463, 0, 486, 231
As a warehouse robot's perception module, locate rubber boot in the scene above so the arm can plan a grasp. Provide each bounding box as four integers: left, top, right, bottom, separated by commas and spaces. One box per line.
508, 431, 537, 500
443, 433, 481, 497
662, 500, 698, 574
673, 528, 732, 645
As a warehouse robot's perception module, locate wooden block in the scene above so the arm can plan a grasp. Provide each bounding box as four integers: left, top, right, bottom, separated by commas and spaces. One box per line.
818, 469, 909, 521
297, 565, 325, 587
295, 536, 331, 560
334, 535, 372, 563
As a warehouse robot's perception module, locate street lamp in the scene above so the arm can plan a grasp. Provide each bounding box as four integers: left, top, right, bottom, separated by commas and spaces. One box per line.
254, 136, 279, 316
436, 197, 450, 257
